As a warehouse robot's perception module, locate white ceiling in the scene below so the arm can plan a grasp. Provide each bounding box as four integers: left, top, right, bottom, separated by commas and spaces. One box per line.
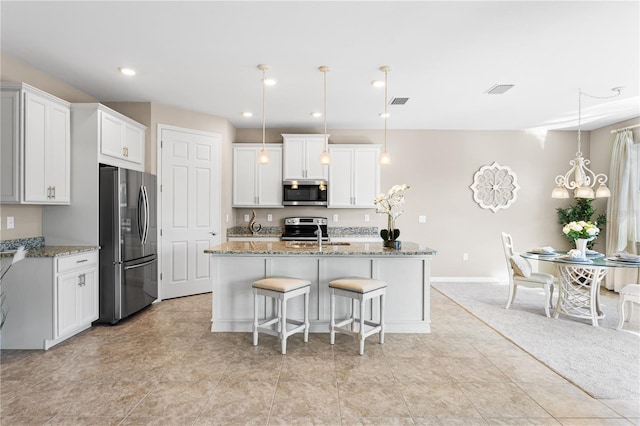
2, 1, 639, 131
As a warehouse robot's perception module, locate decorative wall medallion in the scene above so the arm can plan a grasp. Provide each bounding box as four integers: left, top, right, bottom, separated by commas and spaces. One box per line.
470, 162, 520, 212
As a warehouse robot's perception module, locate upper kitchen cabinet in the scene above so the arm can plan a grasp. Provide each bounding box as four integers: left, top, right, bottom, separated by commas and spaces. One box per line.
232, 144, 283, 207
72, 103, 146, 172
1, 83, 70, 204
41, 104, 147, 246
282, 134, 328, 180
328, 144, 381, 208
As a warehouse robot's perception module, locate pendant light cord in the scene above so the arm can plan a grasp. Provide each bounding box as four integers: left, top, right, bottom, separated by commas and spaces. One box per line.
384, 69, 388, 153
576, 87, 621, 157
262, 68, 266, 149
323, 68, 328, 150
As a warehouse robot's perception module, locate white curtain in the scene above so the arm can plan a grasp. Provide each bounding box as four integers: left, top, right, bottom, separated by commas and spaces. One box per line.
605, 129, 640, 291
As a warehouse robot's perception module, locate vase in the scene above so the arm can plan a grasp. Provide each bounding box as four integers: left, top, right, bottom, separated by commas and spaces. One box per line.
575, 238, 589, 258
380, 215, 400, 248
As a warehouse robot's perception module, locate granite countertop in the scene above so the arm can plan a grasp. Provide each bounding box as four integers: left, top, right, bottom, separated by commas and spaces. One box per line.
205, 241, 437, 256
226, 226, 381, 239
1, 245, 99, 259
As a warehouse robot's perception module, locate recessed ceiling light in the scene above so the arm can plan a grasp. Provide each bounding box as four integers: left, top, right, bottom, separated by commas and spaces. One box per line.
242, 112, 253, 118
118, 67, 136, 76
371, 80, 385, 88
311, 112, 322, 118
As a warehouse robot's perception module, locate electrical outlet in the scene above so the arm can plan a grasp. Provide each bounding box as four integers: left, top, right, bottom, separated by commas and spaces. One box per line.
333, 214, 339, 222
364, 214, 370, 222
7, 216, 15, 229
419, 215, 426, 223
244, 214, 250, 222
463, 253, 469, 261
267, 214, 273, 222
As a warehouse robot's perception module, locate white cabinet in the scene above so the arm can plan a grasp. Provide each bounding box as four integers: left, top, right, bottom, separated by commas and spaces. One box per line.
232, 144, 283, 207
328, 145, 380, 208
1, 82, 70, 204
42, 104, 147, 246
0, 250, 99, 350
56, 252, 98, 338
99, 109, 145, 169
282, 134, 328, 180
70, 103, 145, 172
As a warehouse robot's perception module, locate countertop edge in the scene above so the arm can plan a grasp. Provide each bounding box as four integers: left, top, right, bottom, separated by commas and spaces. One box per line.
1, 246, 100, 259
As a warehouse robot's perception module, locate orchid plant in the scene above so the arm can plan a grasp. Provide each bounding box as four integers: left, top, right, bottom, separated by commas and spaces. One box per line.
374, 184, 410, 242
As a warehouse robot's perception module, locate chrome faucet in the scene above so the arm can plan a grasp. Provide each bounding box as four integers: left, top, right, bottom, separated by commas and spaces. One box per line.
316, 224, 323, 251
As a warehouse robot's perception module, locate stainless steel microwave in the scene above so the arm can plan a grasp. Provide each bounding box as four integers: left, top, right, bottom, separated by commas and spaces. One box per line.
282, 180, 328, 206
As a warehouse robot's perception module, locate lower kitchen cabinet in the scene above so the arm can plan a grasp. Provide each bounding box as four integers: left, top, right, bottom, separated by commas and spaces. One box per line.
0, 250, 98, 350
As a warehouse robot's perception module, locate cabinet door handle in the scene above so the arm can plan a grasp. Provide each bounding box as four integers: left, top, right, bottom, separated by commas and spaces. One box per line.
78, 273, 86, 287
123, 146, 129, 158
47, 186, 52, 199
76, 259, 88, 263
52, 186, 56, 199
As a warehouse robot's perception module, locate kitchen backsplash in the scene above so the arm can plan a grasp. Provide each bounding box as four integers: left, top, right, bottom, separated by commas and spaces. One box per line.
0, 236, 45, 251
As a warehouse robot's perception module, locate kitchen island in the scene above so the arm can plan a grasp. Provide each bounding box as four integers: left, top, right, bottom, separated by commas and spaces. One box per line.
204, 241, 437, 333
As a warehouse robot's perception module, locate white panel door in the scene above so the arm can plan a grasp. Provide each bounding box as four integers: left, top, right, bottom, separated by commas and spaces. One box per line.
160, 127, 221, 299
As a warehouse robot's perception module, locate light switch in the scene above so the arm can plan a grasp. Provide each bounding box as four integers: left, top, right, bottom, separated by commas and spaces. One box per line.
267, 214, 273, 222
7, 216, 15, 229
333, 214, 339, 222
419, 215, 426, 223
244, 214, 250, 222
364, 214, 370, 222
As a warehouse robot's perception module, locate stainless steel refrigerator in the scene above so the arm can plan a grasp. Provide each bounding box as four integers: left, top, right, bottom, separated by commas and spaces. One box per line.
98, 165, 158, 324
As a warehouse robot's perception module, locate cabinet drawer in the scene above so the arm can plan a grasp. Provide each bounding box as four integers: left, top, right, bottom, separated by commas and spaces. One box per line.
57, 251, 98, 274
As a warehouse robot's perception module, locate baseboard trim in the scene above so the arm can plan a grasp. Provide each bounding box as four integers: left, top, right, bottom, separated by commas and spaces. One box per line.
432, 276, 504, 283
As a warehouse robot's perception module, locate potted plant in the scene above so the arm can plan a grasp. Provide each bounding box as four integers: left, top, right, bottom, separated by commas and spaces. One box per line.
556, 198, 606, 249
374, 184, 410, 248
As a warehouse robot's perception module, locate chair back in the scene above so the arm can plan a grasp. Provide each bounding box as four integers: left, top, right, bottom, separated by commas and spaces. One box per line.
501, 232, 516, 280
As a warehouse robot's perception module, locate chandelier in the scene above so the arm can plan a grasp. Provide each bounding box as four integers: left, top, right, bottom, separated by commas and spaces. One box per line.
551, 88, 620, 199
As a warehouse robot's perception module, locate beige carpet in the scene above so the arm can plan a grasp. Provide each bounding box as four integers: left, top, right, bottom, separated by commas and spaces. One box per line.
432, 281, 640, 400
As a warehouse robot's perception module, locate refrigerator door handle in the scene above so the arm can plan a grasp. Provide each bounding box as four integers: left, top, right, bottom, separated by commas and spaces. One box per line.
124, 257, 157, 271
142, 185, 150, 245
137, 186, 145, 243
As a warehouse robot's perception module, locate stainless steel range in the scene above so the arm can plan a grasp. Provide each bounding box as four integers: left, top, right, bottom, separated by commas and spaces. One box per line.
281, 217, 328, 241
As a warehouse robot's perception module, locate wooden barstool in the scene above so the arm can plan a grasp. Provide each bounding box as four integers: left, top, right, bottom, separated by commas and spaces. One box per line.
252, 276, 311, 354
329, 277, 387, 355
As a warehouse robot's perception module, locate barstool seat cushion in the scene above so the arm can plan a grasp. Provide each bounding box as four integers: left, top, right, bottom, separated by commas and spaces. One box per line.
253, 277, 311, 292
329, 277, 387, 293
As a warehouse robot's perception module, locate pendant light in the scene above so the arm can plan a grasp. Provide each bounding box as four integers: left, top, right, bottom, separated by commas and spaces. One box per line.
257, 64, 272, 164
551, 87, 620, 199
379, 66, 392, 165
319, 66, 331, 165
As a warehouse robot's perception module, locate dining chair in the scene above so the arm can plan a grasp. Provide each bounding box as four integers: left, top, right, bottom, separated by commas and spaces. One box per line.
501, 232, 555, 317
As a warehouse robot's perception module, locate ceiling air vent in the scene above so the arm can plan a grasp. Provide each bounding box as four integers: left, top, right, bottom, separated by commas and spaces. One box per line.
485, 84, 514, 95
390, 97, 409, 105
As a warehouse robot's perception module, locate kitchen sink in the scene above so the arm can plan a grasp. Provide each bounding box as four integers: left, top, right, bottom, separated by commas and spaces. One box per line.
284, 241, 351, 248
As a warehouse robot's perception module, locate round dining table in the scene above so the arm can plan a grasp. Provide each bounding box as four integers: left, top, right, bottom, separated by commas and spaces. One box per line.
521, 251, 640, 326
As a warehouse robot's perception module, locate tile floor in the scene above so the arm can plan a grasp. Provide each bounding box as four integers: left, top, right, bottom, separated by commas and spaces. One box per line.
1, 288, 638, 425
